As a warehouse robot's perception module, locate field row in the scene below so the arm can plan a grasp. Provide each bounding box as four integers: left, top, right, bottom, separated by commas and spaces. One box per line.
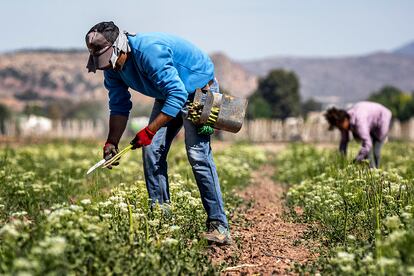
276, 143, 414, 275
0, 142, 266, 275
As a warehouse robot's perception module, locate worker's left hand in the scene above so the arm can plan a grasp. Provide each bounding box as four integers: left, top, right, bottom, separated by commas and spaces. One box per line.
130, 126, 156, 149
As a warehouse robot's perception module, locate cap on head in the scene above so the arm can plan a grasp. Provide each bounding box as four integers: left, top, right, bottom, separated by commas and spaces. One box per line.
85, 21, 119, 73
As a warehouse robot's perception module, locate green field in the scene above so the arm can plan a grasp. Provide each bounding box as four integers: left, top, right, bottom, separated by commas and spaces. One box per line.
276, 142, 414, 275
2, 141, 414, 275
0, 141, 266, 275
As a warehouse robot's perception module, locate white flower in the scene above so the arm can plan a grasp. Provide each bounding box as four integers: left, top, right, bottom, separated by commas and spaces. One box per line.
340, 265, 353, 272
162, 238, 179, 246
80, 199, 91, 205
347, 235, 356, 241
99, 201, 112, 208
41, 236, 67, 256
385, 230, 406, 244
47, 209, 72, 222
377, 257, 396, 267
13, 258, 32, 270
337, 251, 354, 263
0, 224, 19, 238
118, 202, 128, 209
362, 253, 373, 264
101, 213, 112, 219
401, 212, 412, 220
69, 205, 83, 212
384, 215, 401, 230
170, 225, 180, 232
11, 211, 28, 217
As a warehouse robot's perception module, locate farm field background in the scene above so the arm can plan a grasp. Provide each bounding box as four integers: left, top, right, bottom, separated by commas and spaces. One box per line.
0, 141, 266, 274
276, 142, 414, 275
1, 140, 414, 274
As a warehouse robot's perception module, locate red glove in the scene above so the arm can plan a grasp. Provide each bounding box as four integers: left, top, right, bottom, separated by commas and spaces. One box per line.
130, 126, 156, 149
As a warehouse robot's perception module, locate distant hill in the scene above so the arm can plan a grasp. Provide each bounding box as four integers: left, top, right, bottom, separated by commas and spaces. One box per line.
0, 51, 106, 111
210, 53, 257, 98
2, 40, 414, 111
394, 41, 414, 56
241, 51, 414, 104
0, 50, 256, 111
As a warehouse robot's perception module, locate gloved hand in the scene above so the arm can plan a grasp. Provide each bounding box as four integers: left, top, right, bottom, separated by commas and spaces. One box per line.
130, 126, 156, 149
103, 142, 119, 169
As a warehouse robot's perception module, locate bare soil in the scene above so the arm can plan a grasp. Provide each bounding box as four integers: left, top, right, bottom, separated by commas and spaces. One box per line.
209, 165, 317, 275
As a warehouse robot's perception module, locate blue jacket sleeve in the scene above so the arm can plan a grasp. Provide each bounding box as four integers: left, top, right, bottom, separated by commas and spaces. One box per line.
104, 70, 132, 117
140, 43, 188, 117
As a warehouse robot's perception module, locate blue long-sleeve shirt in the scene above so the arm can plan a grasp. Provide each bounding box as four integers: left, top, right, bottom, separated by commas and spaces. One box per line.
104, 32, 215, 117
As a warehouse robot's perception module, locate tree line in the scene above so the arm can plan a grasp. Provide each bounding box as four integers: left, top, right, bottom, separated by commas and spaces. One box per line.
247, 69, 414, 121
1, 68, 414, 135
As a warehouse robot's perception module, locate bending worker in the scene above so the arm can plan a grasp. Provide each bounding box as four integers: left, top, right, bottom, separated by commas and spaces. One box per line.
324, 101, 392, 168
85, 21, 230, 245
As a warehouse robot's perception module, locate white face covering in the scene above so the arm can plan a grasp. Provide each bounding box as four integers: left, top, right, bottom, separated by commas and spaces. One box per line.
110, 31, 136, 69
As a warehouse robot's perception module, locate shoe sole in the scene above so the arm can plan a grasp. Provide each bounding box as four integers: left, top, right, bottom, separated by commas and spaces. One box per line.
204, 236, 232, 246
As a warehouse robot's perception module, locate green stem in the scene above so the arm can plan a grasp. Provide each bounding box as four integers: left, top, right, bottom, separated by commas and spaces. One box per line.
126, 198, 134, 244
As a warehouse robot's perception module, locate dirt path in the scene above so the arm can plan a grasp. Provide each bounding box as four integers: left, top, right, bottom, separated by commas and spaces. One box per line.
209, 165, 317, 275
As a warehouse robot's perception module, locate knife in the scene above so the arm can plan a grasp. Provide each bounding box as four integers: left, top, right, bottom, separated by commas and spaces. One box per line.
86, 144, 134, 175
86, 159, 106, 175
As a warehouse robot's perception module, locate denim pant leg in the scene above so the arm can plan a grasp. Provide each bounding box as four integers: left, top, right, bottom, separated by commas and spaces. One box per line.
373, 139, 384, 168
183, 116, 228, 228
368, 138, 384, 168
142, 100, 183, 205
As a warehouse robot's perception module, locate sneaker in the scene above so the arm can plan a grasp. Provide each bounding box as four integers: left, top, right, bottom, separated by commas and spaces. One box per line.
202, 221, 232, 245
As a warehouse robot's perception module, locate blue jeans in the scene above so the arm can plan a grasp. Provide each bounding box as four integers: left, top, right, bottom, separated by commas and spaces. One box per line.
142, 81, 228, 227
369, 138, 385, 168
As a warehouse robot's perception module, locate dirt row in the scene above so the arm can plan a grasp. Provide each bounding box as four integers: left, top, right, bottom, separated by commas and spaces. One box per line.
210, 165, 317, 275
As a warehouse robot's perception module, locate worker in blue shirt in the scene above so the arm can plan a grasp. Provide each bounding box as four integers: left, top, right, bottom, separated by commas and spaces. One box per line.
85, 21, 230, 245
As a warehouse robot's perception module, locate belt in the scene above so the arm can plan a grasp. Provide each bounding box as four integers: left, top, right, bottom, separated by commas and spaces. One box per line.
201, 79, 215, 91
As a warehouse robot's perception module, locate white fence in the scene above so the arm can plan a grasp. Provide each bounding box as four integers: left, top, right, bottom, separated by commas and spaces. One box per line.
2, 113, 414, 142
1, 116, 106, 139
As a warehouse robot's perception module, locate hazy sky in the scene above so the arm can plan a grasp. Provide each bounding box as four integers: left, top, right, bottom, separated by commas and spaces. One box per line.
1, 0, 413, 60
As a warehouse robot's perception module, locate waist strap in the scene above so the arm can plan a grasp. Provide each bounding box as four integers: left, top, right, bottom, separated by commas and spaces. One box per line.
201, 79, 215, 92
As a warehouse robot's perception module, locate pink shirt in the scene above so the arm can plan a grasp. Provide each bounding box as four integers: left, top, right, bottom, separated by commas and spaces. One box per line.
340, 101, 392, 160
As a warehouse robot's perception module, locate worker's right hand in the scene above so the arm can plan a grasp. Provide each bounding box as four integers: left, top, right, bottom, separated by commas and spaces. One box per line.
103, 142, 119, 169
130, 126, 156, 149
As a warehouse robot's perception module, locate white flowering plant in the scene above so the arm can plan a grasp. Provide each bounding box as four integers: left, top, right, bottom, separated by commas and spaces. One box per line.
0, 141, 266, 275
277, 142, 414, 275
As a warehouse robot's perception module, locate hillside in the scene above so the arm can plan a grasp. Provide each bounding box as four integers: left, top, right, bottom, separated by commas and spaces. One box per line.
242, 52, 414, 104
0, 50, 256, 112
0, 51, 106, 111
210, 53, 257, 97
2, 41, 414, 111
394, 41, 414, 56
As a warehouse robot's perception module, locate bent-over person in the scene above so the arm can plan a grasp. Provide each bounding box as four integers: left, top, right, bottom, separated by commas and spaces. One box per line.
324, 101, 392, 168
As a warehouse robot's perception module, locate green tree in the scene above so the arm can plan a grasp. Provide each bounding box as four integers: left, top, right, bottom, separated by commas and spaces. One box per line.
0, 103, 11, 135
46, 102, 64, 120
248, 69, 301, 119
247, 95, 272, 119
66, 101, 104, 121
368, 86, 414, 121
301, 98, 322, 118
24, 104, 46, 117
130, 102, 153, 118
403, 92, 414, 120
